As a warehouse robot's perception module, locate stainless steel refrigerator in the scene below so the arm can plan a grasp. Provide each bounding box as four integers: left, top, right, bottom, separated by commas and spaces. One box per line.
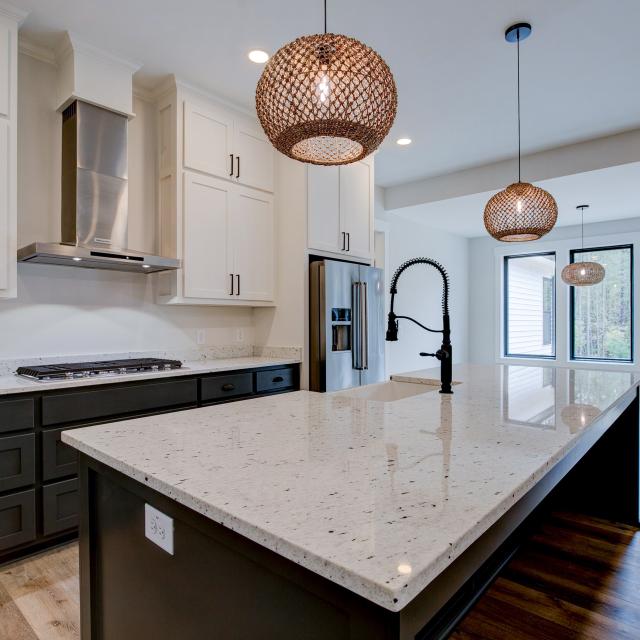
310, 259, 385, 392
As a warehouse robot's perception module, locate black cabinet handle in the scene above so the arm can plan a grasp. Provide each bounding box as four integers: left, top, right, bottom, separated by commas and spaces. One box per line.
230, 273, 234, 295
341, 232, 346, 250
346, 233, 350, 252
272, 376, 284, 383
229, 154, 234, 177
236, 156, 240, 179
236, 274, 240, 296
221, 383, 235, 392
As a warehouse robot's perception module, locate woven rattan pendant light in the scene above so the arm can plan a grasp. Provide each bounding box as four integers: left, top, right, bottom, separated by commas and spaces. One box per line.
255, 0, 397, 165
561, 205, 605, 286
484, 23, 558, 241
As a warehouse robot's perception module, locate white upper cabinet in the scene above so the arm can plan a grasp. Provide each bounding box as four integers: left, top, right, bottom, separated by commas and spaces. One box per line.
307, 157, 374, 261
156, 84, 276, 306
230, 187, 274, 301
307, 165, 341, 254
233, 117, 275, 193
339, 160, 373, 260
183, 173, 232, 300
183, 100, 273, 193
0, 10, 22, 300
183, 101, 234, 180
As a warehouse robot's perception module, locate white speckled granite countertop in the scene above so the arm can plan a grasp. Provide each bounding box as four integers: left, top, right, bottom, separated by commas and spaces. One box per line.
62, 363, 639, 611
0, 356, 300, 396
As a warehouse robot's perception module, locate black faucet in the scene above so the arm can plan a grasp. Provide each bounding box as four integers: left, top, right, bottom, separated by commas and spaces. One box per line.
385, 257, 453, 394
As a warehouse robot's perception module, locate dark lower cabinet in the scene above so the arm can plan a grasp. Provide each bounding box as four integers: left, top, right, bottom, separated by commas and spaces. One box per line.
201, 372, 253, 402
0, 433, 35, 492
0, 489, 36, 551
42, 427, 79, 481
0, 363, 299, 565
43, 479, 79, 536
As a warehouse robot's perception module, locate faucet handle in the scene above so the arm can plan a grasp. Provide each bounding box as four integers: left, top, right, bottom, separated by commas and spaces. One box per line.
419, 350, 449, 361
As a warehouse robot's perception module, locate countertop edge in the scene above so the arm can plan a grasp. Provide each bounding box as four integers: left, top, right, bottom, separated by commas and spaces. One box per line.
0, 357, 301, 396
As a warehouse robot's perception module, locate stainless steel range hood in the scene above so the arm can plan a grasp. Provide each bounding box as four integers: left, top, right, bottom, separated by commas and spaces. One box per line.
18, 100, 180, 274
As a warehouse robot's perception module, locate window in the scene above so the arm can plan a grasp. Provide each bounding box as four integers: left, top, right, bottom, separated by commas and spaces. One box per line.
504, 252, 556, 358
570, 245, 633, 362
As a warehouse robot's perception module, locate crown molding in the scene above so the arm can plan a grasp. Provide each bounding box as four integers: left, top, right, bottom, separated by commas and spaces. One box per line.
55, 31, 142, 73
0, 2, 28, 24
18, 34, 56, 65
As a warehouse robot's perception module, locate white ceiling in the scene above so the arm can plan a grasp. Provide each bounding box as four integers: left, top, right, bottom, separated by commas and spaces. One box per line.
393, 163, 640, 238
12, 0, 640, 188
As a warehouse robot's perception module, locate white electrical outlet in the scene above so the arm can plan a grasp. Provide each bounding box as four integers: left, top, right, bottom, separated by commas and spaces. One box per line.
235, 328, 244, 343
145, 504, 174, 555
196, 329, 206, 345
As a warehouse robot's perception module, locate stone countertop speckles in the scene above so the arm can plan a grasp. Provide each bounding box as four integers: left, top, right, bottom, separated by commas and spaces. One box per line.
0, 356, 300, 396
62, 363, 639, 611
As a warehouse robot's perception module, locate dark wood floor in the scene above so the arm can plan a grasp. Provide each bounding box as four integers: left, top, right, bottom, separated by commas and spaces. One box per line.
450, 511, 640, 640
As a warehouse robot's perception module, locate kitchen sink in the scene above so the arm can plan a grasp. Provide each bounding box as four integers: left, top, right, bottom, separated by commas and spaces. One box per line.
335, 380, 439, 403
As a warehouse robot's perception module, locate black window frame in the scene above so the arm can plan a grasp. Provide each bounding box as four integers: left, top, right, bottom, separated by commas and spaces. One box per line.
503, 251, 557, 359
569, 243, 634, 363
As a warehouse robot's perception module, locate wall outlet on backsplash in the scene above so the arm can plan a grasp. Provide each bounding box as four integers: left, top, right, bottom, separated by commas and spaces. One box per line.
195, 329, 206, 345
234, 328, 245, 343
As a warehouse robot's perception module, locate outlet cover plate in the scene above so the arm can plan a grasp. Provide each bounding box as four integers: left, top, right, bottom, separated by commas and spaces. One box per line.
145, 504, 174, 555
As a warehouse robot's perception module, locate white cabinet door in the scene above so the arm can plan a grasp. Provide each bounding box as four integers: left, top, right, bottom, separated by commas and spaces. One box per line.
233, 118, 274, 193
184, 101, 234, 180
339, 160, 372, 259
0, 27, 9, 118
307, 165, 342, 254
230, 186, 274, 302
183, 173, 233, 299
0, 120, 7, 291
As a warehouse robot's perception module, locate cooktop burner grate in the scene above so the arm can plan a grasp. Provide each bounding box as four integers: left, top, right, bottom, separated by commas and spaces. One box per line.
16, 358, 183, 381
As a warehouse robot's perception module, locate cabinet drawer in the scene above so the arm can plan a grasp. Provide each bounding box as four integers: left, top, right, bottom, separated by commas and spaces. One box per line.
42, 428, 79, 481
42, 379, 198, 426
256, 368, 295, 393
201, 373, 253, 402
0, 433, 35, 492
43, 479, 78, 536
0, 489, 36, 551
0, 398, 34, 434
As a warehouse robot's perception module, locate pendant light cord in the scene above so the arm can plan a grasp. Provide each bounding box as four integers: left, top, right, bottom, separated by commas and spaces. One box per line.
516, 29, 521, 183
324, 0, 327, 33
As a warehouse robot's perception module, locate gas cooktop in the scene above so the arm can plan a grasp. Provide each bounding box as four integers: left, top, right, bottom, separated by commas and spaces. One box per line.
16, 358, 183, 381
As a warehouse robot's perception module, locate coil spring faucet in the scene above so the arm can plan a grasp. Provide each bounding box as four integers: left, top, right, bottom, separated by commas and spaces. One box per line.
385, 257, 453, 394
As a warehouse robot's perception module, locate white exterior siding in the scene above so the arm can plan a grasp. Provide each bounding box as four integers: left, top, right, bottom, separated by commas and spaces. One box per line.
506, 256, 555, 356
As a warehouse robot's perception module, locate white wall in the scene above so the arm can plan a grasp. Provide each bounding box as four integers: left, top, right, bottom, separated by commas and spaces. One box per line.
1, 52, 253, 360
469, 217, 640, 364
379, 211, 469, 374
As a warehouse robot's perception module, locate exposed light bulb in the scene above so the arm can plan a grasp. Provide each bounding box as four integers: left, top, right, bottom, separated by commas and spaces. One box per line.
316, 73, 331, 103
516, 198, 523, 213
580, 269, 586, 276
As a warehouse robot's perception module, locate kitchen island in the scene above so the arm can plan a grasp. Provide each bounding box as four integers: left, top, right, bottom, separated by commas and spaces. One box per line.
63, 363, 640, 639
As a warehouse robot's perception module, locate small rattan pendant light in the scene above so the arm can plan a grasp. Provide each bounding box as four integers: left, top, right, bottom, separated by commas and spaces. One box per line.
255, 0, 397, 165
561, 205, 605, 286
484, 23, 558, 242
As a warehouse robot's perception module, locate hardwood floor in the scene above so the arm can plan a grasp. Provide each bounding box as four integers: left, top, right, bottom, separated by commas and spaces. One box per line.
0, 543, 79, 640
451, 512, 640, 640
0, 512, 637, 639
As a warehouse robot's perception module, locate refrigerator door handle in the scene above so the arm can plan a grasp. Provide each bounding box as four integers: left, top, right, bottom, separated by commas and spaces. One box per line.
352, 282, 361, 370
361, 282, 368, 370
352, 282, 368, 371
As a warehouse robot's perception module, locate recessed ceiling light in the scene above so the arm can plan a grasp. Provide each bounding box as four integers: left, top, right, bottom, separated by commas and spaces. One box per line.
72, 257, 82, 262
248, 50, 269, 64
396, 137, 412, 146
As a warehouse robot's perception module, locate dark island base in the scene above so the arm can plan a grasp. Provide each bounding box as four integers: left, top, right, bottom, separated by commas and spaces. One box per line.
78, 390, 639, 640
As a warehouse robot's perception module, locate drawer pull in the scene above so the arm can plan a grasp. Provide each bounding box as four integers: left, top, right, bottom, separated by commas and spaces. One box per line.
272, 376, 284, 383
221, 383, 236, 392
